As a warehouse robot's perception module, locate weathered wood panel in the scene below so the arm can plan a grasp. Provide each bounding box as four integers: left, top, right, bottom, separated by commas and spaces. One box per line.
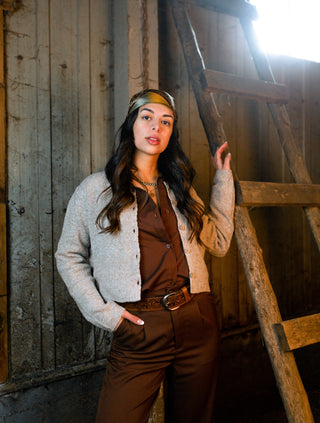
0, 7, 8, 383
0, 9, 5, 200
5, 0, 160, 390
7, 1, 44, 375
51, 0, 92, 368
6, 0, 115, 378
0, 204, 8, 381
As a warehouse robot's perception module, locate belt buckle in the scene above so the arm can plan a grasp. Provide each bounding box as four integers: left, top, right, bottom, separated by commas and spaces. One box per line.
162, 291, 181, 311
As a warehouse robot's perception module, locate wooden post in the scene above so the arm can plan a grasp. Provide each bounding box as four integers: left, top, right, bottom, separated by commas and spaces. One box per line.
0, 7, 8, 382
113, 0, 159, 131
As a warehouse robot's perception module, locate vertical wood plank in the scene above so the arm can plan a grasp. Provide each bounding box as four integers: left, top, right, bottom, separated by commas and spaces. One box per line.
35, 0, 55, 371
0, 295, 8, 381
0, 202, 8, 381
6, 0, 43, 374
114, 0, 159, 130
0, 9, 5, 199
50, 0, 90, 367
90, 0, 113, 172
89, 0, 115, 360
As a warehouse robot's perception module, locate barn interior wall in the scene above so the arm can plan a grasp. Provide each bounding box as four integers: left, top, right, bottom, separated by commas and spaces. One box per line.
158, 1, 320, 420
0, 0, 319, 422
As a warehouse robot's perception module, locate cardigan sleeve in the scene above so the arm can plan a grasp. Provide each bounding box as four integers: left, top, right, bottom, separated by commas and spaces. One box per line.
199, 169, 235, 256
55, 180, 125, 331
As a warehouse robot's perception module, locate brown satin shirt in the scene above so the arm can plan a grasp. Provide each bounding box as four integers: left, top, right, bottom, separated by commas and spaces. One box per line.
135, 178, 189, 297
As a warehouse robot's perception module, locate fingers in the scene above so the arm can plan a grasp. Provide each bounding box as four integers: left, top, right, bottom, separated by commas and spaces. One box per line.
212, 142, 231, 170
217, 141, 229, 155
222, 152, 232, 170
122, 309, 144, 326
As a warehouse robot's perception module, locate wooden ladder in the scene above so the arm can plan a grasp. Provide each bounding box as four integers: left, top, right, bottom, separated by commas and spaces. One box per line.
170, 1, 320, 422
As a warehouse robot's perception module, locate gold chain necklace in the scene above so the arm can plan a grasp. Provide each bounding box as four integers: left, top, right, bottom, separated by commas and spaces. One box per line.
132, 172, 160, 207
133, 174, 158, 187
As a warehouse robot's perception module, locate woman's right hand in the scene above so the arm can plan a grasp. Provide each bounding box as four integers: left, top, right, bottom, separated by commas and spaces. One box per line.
114, 309, 144, 331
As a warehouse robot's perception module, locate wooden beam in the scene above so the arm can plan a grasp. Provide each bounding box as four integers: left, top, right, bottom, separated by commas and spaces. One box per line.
236, 181, 320, 207
274, 314, 320, 352
181, 0, 258, 20
201, 69, 288, 104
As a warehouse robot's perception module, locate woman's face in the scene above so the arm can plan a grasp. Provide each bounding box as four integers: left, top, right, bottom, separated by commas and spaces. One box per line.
132, 103, 174, 160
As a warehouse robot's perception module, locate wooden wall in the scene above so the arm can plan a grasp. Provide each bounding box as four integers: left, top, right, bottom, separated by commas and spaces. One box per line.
159, 0, 320, 332
5, 0, 114, 381
1, 0, 320, 421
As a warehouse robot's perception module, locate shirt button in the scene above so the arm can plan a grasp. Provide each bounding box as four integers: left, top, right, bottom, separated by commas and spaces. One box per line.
165, 209, 169, 214
179, 224, 185, 230
166, 243, 171, 249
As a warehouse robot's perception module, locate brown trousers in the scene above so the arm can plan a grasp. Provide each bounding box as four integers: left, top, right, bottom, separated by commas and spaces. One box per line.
96, 293, 220, 423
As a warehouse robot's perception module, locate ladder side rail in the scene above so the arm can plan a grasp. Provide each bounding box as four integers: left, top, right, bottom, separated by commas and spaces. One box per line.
170, 2, 315, 421
235, 207, 315, 423
240, 17, 320, 252
171, 0, 230, 158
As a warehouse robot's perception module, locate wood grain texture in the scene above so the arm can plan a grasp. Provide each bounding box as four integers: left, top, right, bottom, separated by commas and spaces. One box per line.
274, 314, 320, 352
201, 69, 288, 103
0, 10, 5, 198
6, 0, 115, 377
0, 204, 8, 381
236, 181, 320, 206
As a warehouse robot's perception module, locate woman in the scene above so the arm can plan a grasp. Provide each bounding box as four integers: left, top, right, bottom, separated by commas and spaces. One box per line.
55, 88, 234, 423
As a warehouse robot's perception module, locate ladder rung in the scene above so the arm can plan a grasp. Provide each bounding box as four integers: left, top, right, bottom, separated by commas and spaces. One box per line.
236, 181, 320, 207
274, 314, 320, 352
181, 0, 258, 20
201, 69, 289, 104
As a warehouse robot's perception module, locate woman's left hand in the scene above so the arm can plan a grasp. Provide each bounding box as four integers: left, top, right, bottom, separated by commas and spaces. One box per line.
212, 142, 231, 170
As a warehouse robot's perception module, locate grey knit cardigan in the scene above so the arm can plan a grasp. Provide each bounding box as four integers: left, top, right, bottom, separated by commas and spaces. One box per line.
55, 169, 234, 331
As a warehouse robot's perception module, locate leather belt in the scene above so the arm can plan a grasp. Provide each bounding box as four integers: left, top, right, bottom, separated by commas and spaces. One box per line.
121, 286, 194, 312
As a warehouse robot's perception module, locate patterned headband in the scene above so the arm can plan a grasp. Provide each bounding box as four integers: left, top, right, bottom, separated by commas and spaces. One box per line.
127, 90, 176, 119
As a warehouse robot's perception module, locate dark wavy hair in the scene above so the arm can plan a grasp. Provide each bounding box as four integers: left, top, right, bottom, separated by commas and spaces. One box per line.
96, 90, 205, 244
